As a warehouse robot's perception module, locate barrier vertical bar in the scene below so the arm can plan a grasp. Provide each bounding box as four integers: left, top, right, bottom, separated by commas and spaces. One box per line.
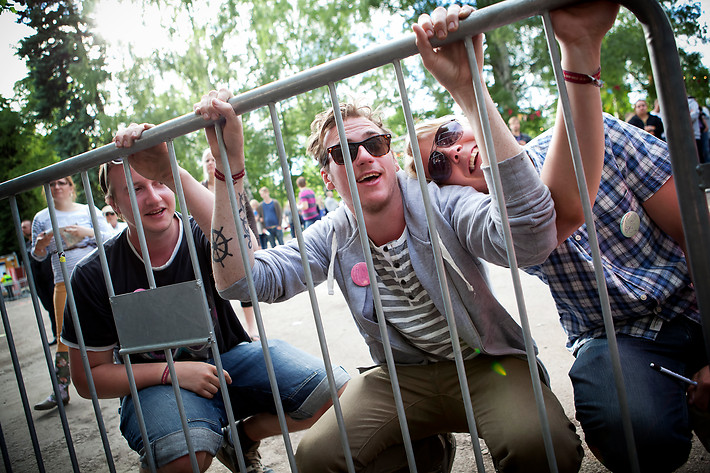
77, 171, 119, 473
463, 35, 559, 472
541, 12, 640, 473
0, 420, 11, 473
267, 101, 356, 473
163, 138, 244, 472
120, 159, 157, 289
122, 354, 158, 473
9, 197, 48, 473
164, 348, 200, 472
214, 123, 297, 471
393, 58, 487, 472
41, 183, 80, 472
326, 81, 418, 472
624, 0, 710, 361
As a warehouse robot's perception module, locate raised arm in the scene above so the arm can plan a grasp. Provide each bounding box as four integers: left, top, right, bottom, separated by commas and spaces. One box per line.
113, 123, 215, 234
413, 2, 619, 244
542, 1, 618, 242
413, 5, 522, 166
192, 89, 255, 292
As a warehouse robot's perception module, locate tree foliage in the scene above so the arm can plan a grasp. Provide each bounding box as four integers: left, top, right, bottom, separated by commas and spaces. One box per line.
2, 0, 708, 232
110, 0, 406, 205
1, 0, 114, 221
0, 98, 57, 255
15, 0, 111, 159
384, 0, 709, 137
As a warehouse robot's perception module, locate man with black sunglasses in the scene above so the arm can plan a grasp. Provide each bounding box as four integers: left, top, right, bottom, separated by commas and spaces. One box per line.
204, 3, 621, 472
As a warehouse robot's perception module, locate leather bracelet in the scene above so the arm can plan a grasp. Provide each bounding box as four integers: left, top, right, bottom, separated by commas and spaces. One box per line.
161, 364, 170, 385
562, 67, 603, 88
214, 168, 245, 184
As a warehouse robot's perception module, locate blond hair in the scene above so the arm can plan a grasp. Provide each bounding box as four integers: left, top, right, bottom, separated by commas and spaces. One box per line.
306, 101, 389, 170
98, 162, 122, 200
42, 176, 76, 202
403, 115, 463, 179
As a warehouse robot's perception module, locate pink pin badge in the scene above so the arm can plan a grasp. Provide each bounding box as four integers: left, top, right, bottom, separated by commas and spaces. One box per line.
351, 262, 370, 287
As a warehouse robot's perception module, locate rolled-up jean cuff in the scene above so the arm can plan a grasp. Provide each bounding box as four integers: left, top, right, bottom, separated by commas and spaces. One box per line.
140, 426, 223, 469
290, 366, 350, 421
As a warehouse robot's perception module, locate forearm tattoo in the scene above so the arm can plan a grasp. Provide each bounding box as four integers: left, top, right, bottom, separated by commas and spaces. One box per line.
212, 227, 233, 268
239, 191, 254, 249
212, 191, 253, 267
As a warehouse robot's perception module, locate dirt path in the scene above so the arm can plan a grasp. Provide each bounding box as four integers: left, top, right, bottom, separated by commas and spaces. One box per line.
1, 265, 708, 472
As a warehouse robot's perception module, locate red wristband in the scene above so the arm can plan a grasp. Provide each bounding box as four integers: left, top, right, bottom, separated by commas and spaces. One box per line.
161, 364, 170, 385
562, 67, 602, 88
214, 168, 245, 184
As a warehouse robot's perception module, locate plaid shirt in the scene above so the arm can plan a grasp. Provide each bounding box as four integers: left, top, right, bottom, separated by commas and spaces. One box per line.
525, 114, 698, 353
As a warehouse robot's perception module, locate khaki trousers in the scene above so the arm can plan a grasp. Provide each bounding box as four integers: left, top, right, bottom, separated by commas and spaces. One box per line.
296, 355, 582, 473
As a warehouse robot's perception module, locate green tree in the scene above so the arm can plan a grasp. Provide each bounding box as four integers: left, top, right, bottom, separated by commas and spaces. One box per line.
15, 0, 111, 158
108, 0, 405, 206
386, 0, 708, 134
8, 0, 113, 208
0, 98, 58, 255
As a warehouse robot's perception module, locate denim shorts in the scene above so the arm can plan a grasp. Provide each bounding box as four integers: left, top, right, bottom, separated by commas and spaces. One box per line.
120, 339, 350, 468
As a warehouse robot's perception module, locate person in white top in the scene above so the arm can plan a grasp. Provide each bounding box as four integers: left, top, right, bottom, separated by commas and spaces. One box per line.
102, 205, 128, 235
31, 175, 110, 410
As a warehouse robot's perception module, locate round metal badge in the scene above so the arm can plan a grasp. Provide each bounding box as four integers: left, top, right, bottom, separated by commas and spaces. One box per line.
620, 211, 640, 238
351, 262, 370, 287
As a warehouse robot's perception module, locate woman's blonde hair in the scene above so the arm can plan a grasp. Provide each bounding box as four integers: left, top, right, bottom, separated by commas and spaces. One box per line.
403, 115, 464, 180
42, 176, 76, 202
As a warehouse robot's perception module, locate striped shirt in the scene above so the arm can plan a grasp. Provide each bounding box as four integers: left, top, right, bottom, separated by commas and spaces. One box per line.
371, 231, 478, 361
298, 187, 319, 221
524, 115, 698, 353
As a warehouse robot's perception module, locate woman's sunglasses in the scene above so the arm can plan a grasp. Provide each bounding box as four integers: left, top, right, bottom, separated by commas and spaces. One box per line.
427, 120, 464, 183
327, 134, 392, 165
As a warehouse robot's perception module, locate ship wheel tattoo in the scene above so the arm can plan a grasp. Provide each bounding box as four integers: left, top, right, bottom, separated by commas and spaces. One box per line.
212, 226, 233, 268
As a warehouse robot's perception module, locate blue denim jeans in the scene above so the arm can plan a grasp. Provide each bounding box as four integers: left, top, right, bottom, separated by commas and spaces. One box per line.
569, 316, 706, 472
120, 339, 350, 468
303, 217, 319, 229
264, 227, 284, 247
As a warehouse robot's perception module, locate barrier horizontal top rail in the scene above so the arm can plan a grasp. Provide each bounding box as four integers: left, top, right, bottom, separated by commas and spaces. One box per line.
0, 0, 671, 199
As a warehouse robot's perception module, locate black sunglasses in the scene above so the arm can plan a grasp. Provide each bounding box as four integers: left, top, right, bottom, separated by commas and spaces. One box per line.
427, 120, 464, 183
327, 134, 392, 166
104, 211, 116, 216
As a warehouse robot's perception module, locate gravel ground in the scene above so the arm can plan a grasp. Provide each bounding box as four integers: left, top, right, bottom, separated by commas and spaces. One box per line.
1, 263, 708, 472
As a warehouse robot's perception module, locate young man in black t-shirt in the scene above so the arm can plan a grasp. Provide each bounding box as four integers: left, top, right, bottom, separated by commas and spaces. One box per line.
61, 127, 349, 472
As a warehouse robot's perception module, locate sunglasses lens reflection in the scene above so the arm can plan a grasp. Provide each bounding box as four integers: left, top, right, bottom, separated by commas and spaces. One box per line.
428, 151, 451, 183
435, 121, 463, 148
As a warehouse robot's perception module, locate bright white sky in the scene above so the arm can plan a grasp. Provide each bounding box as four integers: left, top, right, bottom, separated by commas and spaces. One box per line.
1, 1, 709, 103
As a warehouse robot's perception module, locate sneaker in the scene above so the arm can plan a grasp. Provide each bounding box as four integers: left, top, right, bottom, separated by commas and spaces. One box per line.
216, 426, 274, 473
34, 384, 70, 411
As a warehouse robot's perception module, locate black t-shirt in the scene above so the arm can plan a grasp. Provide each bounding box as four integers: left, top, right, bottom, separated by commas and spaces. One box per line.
61, 215, 249, 363
628, 113, 664, 140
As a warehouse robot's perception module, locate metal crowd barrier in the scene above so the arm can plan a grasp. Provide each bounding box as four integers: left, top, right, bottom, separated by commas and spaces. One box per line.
0, 0, 708, 471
